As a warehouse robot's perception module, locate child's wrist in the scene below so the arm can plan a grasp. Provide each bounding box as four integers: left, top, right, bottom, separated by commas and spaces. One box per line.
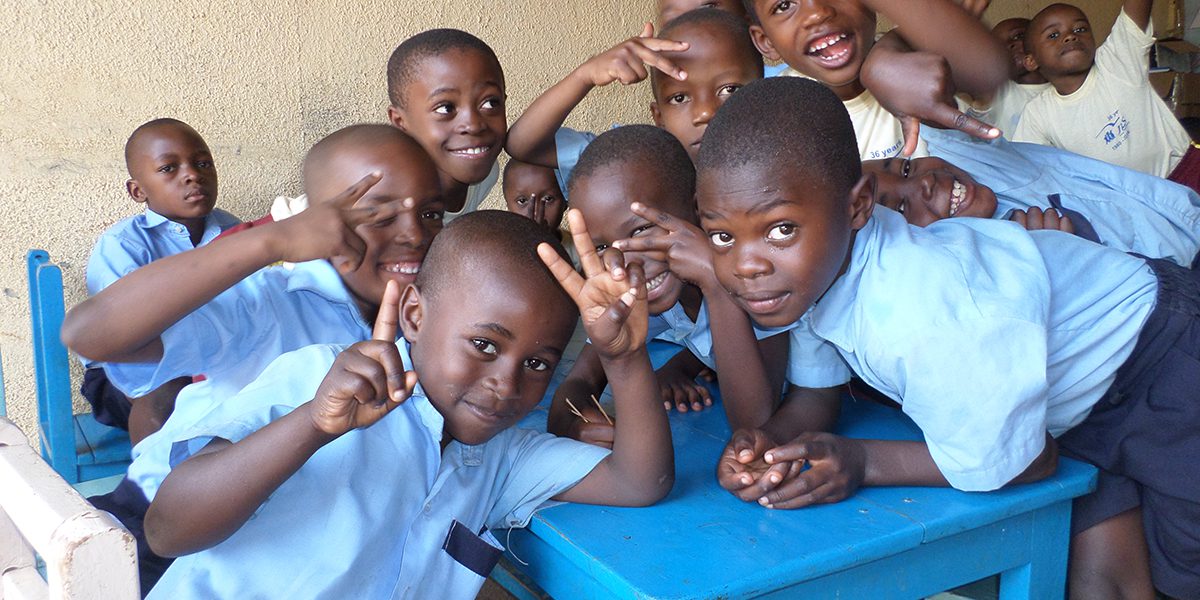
597, 345, 650, 367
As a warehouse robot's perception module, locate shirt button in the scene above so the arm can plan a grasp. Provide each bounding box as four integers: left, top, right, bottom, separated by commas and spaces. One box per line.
423, 502, 432, 515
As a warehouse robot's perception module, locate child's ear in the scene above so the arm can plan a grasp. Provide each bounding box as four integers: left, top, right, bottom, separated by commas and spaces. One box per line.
748, 25, 783, 63
650, 101, 663, 127
398, 283, 424, 342
1022, 53, 1039, 73
126, 179, 148, 204
387, 105, 408, 133
847, 173, 876, 231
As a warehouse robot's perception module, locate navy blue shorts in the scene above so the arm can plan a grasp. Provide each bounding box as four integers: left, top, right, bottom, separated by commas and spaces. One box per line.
80, 367, 132, 431
1057, 256, 1200, 598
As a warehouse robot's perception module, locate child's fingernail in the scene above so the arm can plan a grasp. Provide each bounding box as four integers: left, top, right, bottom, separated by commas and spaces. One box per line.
758, 497, 769, 506
765, 452, 774, 462
769, 474, 781, 484
630, 202, 642, 211
620, 289, 636, 306
403, 197, 414, 208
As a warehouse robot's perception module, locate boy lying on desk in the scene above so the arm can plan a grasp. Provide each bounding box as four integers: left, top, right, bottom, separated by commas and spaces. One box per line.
644, 77, 1198, 599
142, 211, 673, 599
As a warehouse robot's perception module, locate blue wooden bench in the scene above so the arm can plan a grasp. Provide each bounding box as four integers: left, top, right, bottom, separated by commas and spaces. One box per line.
27, 250, 131, 485
495, 342, 1097, 599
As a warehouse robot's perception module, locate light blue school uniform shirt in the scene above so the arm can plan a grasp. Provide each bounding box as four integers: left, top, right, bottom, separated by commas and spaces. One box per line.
554, 127, 599, 198
787, 207, 1157, 491
148, 342, 610, 600
116, 259, 373, 500
922, 126, 1200, 266
82, 208, 240, 372
649, 299, 780, 371
85, 208, 241, 294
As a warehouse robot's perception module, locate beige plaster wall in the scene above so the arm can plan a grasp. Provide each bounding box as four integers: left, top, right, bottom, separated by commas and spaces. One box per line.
0, 0, 662, 443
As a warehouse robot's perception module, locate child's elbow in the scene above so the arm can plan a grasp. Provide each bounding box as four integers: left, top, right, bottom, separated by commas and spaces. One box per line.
625, 471, 675, 507
143, 505, 186, 558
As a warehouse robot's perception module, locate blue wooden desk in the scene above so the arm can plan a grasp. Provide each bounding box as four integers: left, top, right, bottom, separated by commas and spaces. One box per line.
496, 344, 1097, 599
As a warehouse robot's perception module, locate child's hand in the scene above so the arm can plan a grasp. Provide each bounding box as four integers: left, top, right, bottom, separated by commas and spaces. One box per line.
861, 45, 1000, 157
613, 202, 719, 292
308, 281, 418, 437
756, 432, 867, 509
574, 23, 688, 88
539, 209, 649, 360
656, 359, 713, 412
717, 429, 804, 502
274, 172, 403, 271
1009, 207, 1075, 235
564, 403, 617, 449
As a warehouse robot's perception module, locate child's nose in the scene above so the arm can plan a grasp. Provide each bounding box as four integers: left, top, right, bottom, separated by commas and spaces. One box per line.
456, 108, 485, 134
692, 98, 716, 127
482, 364, 520, 400
733, 245, 772, 279
800, 0, 836, 28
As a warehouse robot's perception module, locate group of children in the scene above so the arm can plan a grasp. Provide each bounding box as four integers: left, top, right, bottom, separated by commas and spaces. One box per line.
62, 0, 1199, 597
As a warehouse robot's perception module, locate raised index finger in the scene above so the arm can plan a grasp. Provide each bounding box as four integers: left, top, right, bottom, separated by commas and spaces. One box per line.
372, 279, 401, 342
629, 202, 680, 232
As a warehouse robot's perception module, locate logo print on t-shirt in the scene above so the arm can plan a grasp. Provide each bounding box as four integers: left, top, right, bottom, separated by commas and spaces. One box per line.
1096, 109, 1131, 150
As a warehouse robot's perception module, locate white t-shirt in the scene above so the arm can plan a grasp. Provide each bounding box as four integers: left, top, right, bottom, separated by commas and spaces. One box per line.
961, 80, 1052, 137
1013, 9, 1191, 178
781, 67, 929, 159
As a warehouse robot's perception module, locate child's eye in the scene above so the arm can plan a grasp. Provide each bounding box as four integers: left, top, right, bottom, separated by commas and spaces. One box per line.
471, 338, 498, 356
771, 0, 794, 15
196, 160, 214, 169
668, 93, 688, 105
709, 231, 734, 247
523, 358, 550, 372
594, 242, 609, 254
541, 194, 559, 204
433, 103, 454, 115
421, 209, 444, 221
1047, 31, 1059, 40
900, 158, 912, 178
481, 97, 504, 111
631, 224, 654, 237
766, 223, 796, 241
370, 216, 398, 229
516, 196, 529, 206
157, 164, 177, 173
717, 84, 741, 98
1073, 26, 1088, 34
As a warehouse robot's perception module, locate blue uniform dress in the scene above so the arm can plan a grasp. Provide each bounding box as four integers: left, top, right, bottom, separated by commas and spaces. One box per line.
922, 126, 1200, 267
553, 127, 599, 198
148, 342, 610, 600
81, 208, 241, 427
786, 208, 1200, 595
647, 299, 779, 371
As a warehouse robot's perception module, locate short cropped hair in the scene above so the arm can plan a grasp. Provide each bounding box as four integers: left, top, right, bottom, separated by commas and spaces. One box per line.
386, 29, 500, 108
415, 210, 572, 312
654, 7, 763, 88
696, 77, 860, 200
567, 125, 695, 203
301, 123, 428, 190
124, 118, 198, 174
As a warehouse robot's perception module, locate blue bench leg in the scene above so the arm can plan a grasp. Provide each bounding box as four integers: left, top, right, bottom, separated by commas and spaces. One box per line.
999, 501, 1072, 600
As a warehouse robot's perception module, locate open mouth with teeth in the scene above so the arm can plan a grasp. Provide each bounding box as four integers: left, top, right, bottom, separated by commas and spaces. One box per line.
806, 32, 855, 69
644, 271, 676, 304
381, 261, 421, 280
448, 145, 493, 158
948, 180, 969, 217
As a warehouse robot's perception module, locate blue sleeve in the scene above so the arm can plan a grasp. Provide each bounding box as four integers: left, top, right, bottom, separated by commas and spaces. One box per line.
554, 128, 597, 196
106, 271, 286, 396
168, 344, 344, 467
786, 322, 852, 388
486, 429, 610, 530
86, 229, 155, 295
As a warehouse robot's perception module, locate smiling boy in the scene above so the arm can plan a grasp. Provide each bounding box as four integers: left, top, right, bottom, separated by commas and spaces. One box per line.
143, 211, 672, 599
862, 126, 1200, 267
701, 76, 1200, 599
386, 29, 505, 218
1013, 0, 1196, 190
742, 0, 1008, 158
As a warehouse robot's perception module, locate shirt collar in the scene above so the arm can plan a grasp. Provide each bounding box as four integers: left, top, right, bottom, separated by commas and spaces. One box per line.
285, 260, 359, 305
138, 208, 236, 246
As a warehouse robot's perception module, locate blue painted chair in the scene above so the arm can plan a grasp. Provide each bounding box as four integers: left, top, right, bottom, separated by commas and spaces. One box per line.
27, 249, 131, 484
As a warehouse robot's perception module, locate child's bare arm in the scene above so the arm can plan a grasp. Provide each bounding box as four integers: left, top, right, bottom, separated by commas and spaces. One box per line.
547, 343, 614, 447
505, 24, 687, 168
1125, 0, 1153, 30
145, 283, 416, 556
62, 174, 391, 363
866, 0, 1008, 96
544, 210, 673, 507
